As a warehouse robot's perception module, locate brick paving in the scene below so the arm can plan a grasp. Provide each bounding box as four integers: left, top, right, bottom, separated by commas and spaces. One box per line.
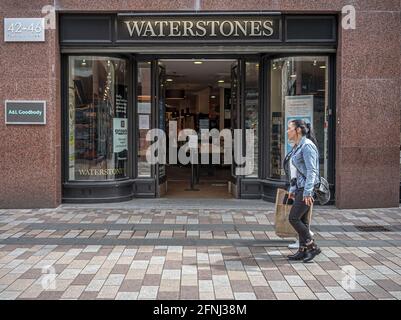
0, 201, 401, 300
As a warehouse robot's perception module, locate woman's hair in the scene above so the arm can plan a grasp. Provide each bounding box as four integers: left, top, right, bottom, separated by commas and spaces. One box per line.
289, 119, 318, 147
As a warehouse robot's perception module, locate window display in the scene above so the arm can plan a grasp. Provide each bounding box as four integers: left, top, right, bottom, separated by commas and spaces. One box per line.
68, 56, 128, 181
270, 56, 329, 180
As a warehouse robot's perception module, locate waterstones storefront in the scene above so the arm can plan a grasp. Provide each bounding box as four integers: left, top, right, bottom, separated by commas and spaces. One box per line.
60, 13, 337, 203
1, 2, 400, 209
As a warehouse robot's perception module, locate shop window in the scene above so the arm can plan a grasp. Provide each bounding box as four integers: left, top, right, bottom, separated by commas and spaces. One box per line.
269, 56, 329, 180
137, 62, 152, 177
68, 56, 128, 181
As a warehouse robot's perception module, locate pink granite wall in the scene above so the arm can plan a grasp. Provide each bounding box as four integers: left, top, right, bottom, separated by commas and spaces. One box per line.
0, 1, 61, 208
1, 1, 400, 208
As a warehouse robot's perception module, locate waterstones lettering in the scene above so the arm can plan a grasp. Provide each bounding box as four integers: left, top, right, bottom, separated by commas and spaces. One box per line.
125, 20, 273, 37
78, 168, 124, 176
117, 16, 280, 41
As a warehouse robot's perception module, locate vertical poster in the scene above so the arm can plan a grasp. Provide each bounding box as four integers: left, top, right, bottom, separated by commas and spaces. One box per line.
113, 118, 128, 153
284, 95, 314, 155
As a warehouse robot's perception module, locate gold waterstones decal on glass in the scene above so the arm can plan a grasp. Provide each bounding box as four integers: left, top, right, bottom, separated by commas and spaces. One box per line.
77, 168, 125, 176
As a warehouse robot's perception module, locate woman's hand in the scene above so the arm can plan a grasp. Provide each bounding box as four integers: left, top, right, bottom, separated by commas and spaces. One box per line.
303, 196, 314, 206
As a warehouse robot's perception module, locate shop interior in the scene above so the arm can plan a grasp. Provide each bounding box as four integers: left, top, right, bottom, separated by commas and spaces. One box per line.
159, 59, 236, 198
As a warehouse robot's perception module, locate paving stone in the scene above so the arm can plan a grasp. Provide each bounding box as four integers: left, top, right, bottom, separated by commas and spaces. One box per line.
6, 279, 35, 291
61, 285, 86, 299
230, 280, 254, 292
104, 274, 125, 286
71, 274, 95, 286
143, 274, 162, 286
85, 279, 105, 292
2, 206, 401, 300
115, 292, 139, 300
138, 286, 159, 299
389, 291, 401, 300
180, 286, 199, 299
268, 281, 293, 293
349, 291, 377, 300
274, 292, 298, 300
253, 286, 276, 299
97, 285, 120, 299
284, 275, 307, 287
364, 285, 395, 299
37, 291, 64, 300
326, 286, 354, 300
0, 291, 21, 300
234, 292, 257, 300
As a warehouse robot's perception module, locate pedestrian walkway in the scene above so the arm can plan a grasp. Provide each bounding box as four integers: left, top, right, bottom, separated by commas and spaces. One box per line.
0, 200, 401, 300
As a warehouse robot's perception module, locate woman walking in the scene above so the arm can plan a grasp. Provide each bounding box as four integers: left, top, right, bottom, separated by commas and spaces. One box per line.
283, 119, 321, 263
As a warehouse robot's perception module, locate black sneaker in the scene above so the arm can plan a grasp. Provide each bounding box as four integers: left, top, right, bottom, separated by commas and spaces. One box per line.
303, 247, 321, 263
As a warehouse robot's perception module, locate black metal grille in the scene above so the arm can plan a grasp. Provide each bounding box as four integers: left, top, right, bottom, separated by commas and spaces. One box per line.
355, 225, 391, 232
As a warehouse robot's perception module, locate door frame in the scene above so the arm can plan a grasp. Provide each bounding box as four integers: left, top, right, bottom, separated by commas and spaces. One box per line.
137, 54, 261, 198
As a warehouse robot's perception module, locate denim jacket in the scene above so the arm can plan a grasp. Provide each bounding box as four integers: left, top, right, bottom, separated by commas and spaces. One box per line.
287, 136, 320, 198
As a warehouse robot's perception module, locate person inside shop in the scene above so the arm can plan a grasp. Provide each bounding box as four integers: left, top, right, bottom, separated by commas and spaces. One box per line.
283, 119, 321, 263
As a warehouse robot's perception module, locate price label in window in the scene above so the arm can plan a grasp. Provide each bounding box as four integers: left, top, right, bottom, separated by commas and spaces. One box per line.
4, 18, 45, 42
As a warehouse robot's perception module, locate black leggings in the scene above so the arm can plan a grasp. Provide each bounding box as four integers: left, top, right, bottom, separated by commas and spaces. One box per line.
289, 189, 312, 247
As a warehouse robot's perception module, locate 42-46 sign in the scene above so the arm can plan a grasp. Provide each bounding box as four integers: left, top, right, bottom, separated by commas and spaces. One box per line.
4, 18, 45, 42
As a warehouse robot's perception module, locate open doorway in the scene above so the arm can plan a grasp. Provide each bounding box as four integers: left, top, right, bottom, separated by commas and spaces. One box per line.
158, 59, 237, 198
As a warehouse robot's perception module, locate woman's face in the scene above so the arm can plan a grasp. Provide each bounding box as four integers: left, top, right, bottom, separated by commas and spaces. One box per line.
287, 122, 299, 142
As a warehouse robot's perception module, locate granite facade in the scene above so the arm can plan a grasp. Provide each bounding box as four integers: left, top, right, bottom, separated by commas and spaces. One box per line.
0, 1, 400, 208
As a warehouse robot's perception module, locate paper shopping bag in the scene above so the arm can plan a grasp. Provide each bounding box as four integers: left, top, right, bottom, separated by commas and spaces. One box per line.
274, 188, 313, 238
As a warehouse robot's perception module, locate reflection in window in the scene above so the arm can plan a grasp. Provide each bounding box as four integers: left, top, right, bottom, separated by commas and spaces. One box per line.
137, 62, 152, 177
245, 62, 259, 177
68, 56, 128, 181
270, 56, 329, 180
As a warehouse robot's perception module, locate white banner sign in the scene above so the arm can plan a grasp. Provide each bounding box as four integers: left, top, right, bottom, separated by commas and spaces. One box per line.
284, 95, 314, 155
113, 118, 128, 153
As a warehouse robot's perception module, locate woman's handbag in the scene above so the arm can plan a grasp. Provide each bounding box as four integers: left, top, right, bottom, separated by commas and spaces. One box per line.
314, 176, 331, 205
291, 157, 331, 205
274, 189, 313, 238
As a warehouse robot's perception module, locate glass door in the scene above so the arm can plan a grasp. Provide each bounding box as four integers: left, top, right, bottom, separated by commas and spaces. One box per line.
230, 60, 241, 198
155, 61, 167, 196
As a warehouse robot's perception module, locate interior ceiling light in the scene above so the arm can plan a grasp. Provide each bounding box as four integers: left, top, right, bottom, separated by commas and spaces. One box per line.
218, 80, 225, 83
166, 78, 173, 82
290, 74, 296, 78
194, 61, 203, 65
320, 65, 326, 69
210, 95, 216, 99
